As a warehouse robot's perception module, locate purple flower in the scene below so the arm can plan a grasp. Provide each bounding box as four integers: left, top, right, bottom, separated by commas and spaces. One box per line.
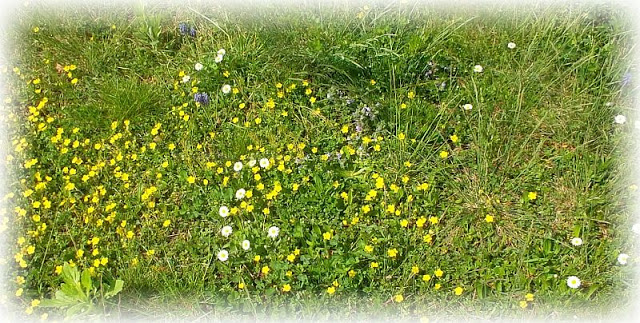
194, 92, 209, 105
622, 72, 632, 87
189, 27, 197, 37
355, 124, 363, 133
179, 23, 189, 35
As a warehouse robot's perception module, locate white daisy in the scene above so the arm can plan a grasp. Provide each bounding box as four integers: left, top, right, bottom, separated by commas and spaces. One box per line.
215, 55, 223, 63
267, 226, 280, 239
463, 104, 473, 111
566, 276, 581, 289
217, 249, 229, 262
614, 114, 626, 124
222, 84, 231, 94
221, 225, 233, 237
195, 63, 203, 71
618, 253, 629, 265
235, 188, 246, 200
248, 159, 257, 167
219, 206, 230, 218
507, 42, 516, 49
182, 75, 191, 83
217, 48, 226, 56
259, 158, 270, 168
242, 240, 251, 250
473, 65, 483, 73
233, 161, 243, 172
570, 237, 583, 246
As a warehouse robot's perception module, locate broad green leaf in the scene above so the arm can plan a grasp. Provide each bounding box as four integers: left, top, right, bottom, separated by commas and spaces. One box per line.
81, 269, 92, 293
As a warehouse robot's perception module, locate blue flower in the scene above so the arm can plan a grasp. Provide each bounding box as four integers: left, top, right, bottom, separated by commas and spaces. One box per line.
189, 27, 197, 37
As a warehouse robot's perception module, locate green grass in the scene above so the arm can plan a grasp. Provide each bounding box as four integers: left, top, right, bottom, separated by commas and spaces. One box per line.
0, 0, 637, 321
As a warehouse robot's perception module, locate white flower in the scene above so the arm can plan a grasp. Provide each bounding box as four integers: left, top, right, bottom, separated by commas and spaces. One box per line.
217, 249, 229, 262
633, 223, 640, 234
463, 104, 473, 111
242, 240, 251, 250
182, 75, 191, 83
570, 237, 583, 246
195, 63, 203, 71
233, 161, 243, 172
473, 65, 483, 73
259, 158, 270, 168
566, 276, 581, 289
507, 42, 516, 49
614, 114, 627, 124
217, 48, 226, 56
267, 226, 280, 239
219, 206, 229, 218
221, 225, 233, 237
235, 188, 246, 200
222, 84, 231, 94
215, 55, 223, 63
248, 159, 257, 167
618, 253, 629, 265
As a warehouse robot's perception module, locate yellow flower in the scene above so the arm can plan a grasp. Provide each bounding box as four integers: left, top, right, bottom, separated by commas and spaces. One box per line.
422, 274, 431, 282
394, 294, 404, 302
147, 249, 155, 256
16, 288, 23, 297
283, 284, 291, 292
265, 99, 275, 109
400, 219, 409, 228
434, 283, 441, 290
525, 293, 534, 302
254, 255, 261, 262
519, 300, 528, 308
454, 286, 463, 295
450, 134, 459, 143
387, 248, 398, 258
429, 216, 439, 225
323, 232, 332, 240
341, 125, 349, 134
364, 245, 374, 253
187, 176, 196, 184
408, 91, 415, 99
327, 286, 336, 295
434, 269, 443, 277
411, 265, 420, 274
528, 191, 537, 200
370, 262, 379, 268
239, 282, 245, 289
398, 133, 406, 140
163, 220, 171, 227
261, 266, 270, 275
370, 79, 376, 85
348, 270, 356, 278
287, 254, 296, 262
439, 151, 449, 159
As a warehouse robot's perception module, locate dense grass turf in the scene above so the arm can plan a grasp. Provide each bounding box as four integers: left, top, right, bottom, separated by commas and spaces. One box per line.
0, 0, 637, 321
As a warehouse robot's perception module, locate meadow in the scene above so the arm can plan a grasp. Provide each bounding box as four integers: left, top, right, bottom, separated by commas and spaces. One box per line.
0, 0, 638, 321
